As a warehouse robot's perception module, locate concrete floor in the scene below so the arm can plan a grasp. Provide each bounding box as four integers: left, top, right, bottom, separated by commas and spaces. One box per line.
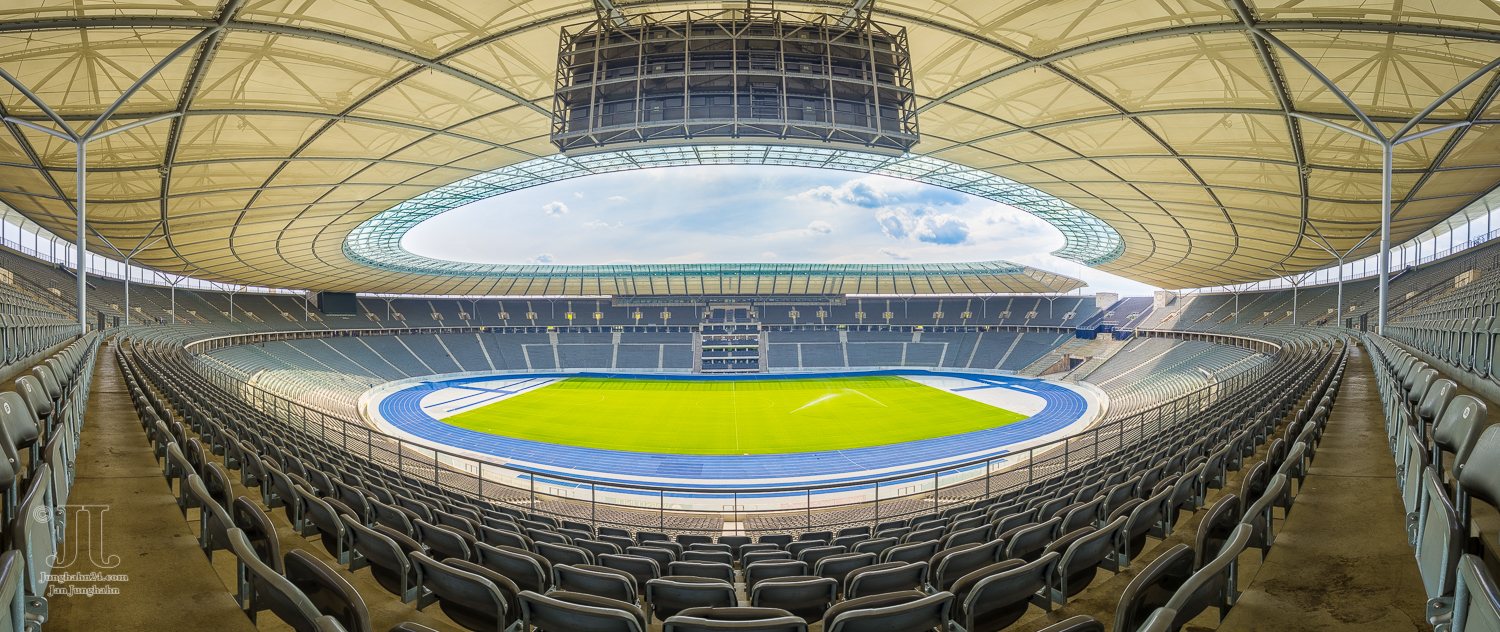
1215, 344, 1430, 632
49, 340, 464, 631
48, 339, 255, 632
44, 339, 1435, 632
1008, 342, 1431, 632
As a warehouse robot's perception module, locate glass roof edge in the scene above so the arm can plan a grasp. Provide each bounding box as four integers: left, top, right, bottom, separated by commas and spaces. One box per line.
342, 144, 1122, 280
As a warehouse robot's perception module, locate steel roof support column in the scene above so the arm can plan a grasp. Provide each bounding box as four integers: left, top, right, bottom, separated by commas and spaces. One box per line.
1335, 255, 1344, 326
123, 234, 166, 327
1379, 141, 1393, 335
74, 143, 86, 333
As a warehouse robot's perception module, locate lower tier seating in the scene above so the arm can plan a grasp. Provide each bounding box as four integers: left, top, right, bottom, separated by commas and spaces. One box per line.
118, 325, 1353, 632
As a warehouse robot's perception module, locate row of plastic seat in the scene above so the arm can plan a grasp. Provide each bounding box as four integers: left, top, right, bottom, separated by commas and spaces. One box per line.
1366, 334, 1500, 632
117, 328, 1346, 632
1385, 278, 1500, 383
1, 311, 76, 366
0, 331, 102, 630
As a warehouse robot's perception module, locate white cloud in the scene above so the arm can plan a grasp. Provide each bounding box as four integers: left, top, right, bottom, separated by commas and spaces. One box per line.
574, 192, 584, 198
403, 165, 1145, 288
661, 252, 708, 263
876, 208, 970, 245
794, 176, 965, 208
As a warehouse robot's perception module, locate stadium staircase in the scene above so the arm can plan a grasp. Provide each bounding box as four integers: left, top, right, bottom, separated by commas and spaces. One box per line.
1017, 336, 1127, 377
1074, 296, 1154, 340
1060, 338, 1131, 381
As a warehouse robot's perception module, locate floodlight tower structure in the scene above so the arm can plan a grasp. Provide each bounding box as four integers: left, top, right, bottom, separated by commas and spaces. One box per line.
551, 2, 919, 156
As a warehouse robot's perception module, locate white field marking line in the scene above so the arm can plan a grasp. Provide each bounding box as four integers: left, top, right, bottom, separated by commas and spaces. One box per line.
422, 378, 558, 416
789, 392, 840, 413
843, 387, 888, 407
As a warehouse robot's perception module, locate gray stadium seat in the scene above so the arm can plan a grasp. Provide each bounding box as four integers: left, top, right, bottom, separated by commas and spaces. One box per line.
951, 553, 1058, 632
226, 528, 323, 629
1035, 615, 1102, 632
529, 528, 571, 545
1112, 544, 1193, 632
479, 526, 533, 552
555, 564, 638, 603
881, 541, 938, 565
683, 550, 733, 565
371, 500, 418, 538
410, 552, 520, 632
831, 535, 869, 550
938, 525, 991, 550
519, 590, 647, 632
676, 534, 714, 547
902, 527, 944, 544
786, 541, 825, 557
851, 538, 898, 558
716, 536, 752, 558
845, 562, 928, 600
813, 552, 876, 590
667, 561, 735, 584
475, 543, 552, 594
599, 553, 662, 589
573, 537, 621, 555
795, 545, 847, 568
646, 577, 737, 621
663, 607, 808, 632
232, 496, 282, 573
628, 545, 676, 569
346, 521, 425, 604
746, 560, 809, 591
284, 549, 373, 632
1193, 495, 1242, 571
1241, 474, 1289, 561
758, 534, 793, 549
1433, 396, 1488, 481
1001, 518, 1060, 563
931, 541, 1003, 593
306, 494, 360, 566
186, 474, 233, 562
1450, 554, 1500, 632
1160, 524, 1253, 628
1044, 516, 1126, 605
0, 550, 25, 632
821, 590, 953, 632
538, 541, 594, 567
749, 576, 838, 622
1417, 467, 1464, 627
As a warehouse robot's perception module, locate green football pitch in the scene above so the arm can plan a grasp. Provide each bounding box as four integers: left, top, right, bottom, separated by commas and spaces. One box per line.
439, 375, 1027, 455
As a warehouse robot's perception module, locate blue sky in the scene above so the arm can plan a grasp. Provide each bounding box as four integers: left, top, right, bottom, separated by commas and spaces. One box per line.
403, 165, 1159, 295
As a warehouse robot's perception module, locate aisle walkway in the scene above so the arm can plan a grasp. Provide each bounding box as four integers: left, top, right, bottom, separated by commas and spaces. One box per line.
1218, 343, 1429, 631
49, 340, 253, 632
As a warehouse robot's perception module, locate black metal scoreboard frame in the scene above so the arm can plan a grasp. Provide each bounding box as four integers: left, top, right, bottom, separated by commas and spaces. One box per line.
551, 5, 919, 156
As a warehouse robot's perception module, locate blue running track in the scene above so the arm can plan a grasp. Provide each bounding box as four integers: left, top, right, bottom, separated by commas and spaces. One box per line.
376, 370, 1088, 489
